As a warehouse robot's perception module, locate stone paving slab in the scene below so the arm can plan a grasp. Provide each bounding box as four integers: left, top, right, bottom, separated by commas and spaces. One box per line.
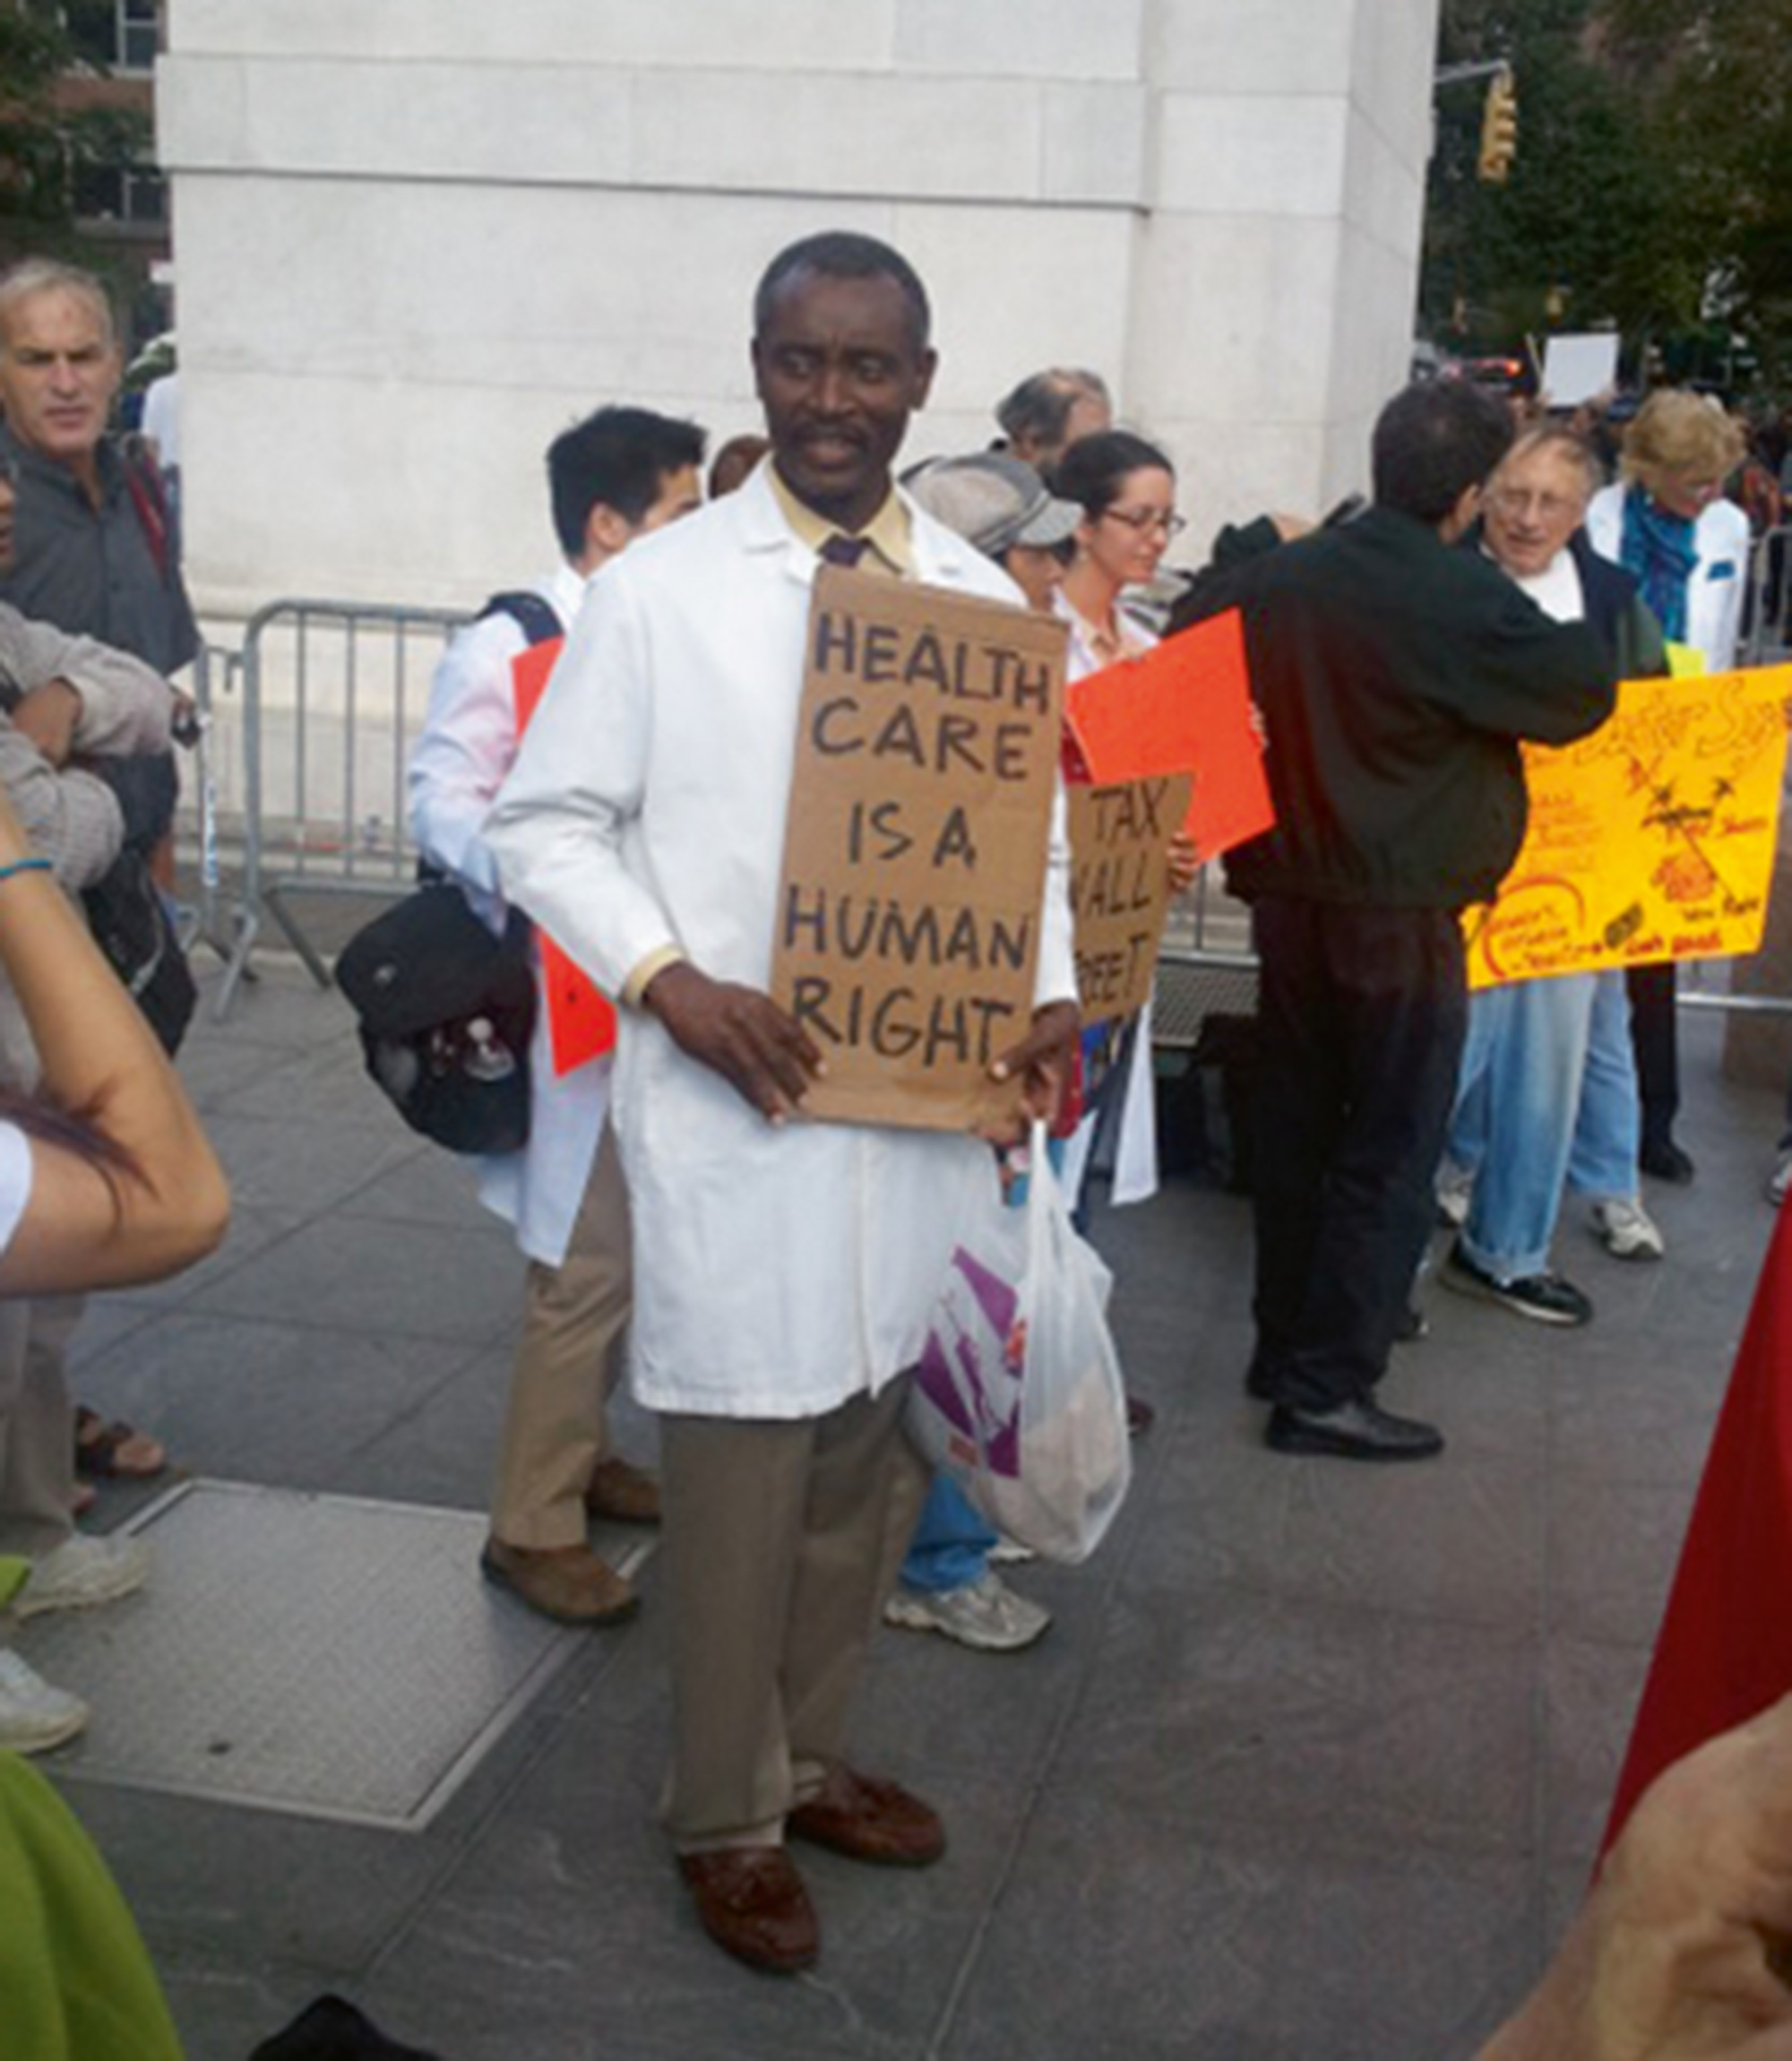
39, 960, 1784, 2060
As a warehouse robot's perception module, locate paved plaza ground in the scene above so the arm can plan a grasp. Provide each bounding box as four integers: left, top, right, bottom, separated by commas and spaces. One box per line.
21, 953, 1787, 2060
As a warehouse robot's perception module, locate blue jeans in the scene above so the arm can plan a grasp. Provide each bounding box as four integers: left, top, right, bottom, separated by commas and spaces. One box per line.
1449, 970, 1639, 1283
898, 1473, 995, 1595
1567, 970, 1641, 1201
1450, 973, 1595, 1283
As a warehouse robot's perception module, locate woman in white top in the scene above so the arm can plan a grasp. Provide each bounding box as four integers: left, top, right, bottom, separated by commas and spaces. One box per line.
1586, 391, 1752, 1185
1051, 431, 1199, 1218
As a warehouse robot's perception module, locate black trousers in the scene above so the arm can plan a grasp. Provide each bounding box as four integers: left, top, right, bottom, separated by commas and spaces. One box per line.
1626, 961, 1679, 1154
1249, 896, 1468, 1412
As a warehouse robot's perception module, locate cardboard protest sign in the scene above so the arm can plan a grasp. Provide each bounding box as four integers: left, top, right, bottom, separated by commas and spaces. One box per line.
1465, 665, 1792, 988
1064, 609, 1273, 859
770, 564, 1064, 1131
511, 637, 618, 1076
1067, 774, 1193, 1022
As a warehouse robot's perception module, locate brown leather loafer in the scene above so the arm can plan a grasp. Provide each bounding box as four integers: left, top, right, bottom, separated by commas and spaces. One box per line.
678, 1845, 818, 1974
787, 1763, 945, 1867
480, 1539, 638, 1626
583, 1455, 662, 1526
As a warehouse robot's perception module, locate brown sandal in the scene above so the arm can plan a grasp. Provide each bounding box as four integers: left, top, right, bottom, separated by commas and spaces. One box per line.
73, 1405, 168, 1481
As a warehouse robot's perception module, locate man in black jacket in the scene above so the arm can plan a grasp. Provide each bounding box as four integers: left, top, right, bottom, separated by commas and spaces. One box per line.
1173, 382, 1617, 1462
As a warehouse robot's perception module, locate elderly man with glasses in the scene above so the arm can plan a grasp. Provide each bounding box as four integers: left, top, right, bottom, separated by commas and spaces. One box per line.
1437, 427, 1669, 1332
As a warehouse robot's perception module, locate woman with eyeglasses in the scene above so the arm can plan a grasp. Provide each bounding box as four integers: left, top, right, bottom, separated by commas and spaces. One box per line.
1586, 391, 1752, 1187
1052, 429, 1186, 674
1047, 435, 1198, 1437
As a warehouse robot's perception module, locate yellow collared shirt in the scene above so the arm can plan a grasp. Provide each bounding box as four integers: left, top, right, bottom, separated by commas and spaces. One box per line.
764, 462, 914, 580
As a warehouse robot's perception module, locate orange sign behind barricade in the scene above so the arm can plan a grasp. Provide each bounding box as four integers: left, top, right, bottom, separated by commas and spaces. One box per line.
1464, 664, 1792, 988
1064, 608, 1273, 859
511, 638, 618, 1075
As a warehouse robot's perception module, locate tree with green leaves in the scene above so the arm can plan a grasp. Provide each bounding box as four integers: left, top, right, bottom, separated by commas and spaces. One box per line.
1598, 0, 1792, 382
0, 5, 151, 268
1425, 0, 1714, 362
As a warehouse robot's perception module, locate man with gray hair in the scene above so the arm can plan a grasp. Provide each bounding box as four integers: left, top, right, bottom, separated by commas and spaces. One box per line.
0, 259, 196, 678
993, 366, 1113, 476
1437, 425, 1667, 1326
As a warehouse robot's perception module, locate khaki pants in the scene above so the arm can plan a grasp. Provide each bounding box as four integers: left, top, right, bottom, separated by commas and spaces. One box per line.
488, 1129, 631, 1551
659, 1377, 927, 1851
0, 1297, 80, 1559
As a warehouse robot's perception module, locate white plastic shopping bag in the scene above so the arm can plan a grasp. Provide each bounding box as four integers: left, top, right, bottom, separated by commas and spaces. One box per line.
906, 1123, 1131, 1563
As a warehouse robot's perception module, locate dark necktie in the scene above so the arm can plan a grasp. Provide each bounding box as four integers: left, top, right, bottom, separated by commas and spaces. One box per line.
819, 533, 868, 567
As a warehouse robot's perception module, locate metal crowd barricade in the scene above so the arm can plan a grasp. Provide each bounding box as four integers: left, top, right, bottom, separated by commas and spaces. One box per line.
175, 637, 239, 973
213, 599, 472, 1018
1152, 869, 1259, 1051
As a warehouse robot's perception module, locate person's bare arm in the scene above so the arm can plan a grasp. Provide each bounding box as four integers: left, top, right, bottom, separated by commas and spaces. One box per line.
0, 789, 228, 1293
1479, 1695, 1792, 2060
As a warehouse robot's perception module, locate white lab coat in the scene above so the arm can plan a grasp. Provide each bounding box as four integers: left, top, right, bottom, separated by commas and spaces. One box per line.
406, 562, 608, 1266
487, 464, 1078, 1419
1053, 589, 1159, 1212
1586, 483, 1752, 674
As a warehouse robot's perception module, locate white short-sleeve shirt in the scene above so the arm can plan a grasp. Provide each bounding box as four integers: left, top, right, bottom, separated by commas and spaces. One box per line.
0, 1120, 34, 1258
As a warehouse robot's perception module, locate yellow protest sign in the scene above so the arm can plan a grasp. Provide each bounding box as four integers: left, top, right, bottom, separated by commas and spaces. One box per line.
1465, 665, 1792, 989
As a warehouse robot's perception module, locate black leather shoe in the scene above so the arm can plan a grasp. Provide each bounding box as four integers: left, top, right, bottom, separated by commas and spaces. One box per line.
1640, 1137, 1696, 1185
1265, 1399, 1443, 1462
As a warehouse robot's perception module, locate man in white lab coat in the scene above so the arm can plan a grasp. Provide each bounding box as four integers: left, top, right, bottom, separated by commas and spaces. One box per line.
487, 231, 1078, 1975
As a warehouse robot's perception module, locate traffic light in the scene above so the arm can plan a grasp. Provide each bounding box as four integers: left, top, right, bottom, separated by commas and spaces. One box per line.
1478, 65, 1518, 183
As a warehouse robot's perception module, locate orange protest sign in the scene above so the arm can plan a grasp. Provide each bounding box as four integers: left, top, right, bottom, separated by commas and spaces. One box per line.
1465, 664, 1792, 988
511, 638, 618, 1075
1063, 608, 1273, 859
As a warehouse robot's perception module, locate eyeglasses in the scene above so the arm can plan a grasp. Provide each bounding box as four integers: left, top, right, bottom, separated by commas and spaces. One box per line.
1487, 487, 1581, 522
1100, 506, 1186, 537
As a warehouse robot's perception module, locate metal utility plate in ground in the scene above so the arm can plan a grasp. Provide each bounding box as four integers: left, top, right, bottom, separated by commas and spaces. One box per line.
16, 1479, 649, 1831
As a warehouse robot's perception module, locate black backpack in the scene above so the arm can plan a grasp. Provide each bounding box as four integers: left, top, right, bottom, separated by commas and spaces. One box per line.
334, 590, 563, 1153
336, 884, 535, 1155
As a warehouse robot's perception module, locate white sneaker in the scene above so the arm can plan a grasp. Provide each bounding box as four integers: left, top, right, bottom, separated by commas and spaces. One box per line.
1769, 1154, 1792, 1208
1435, 1164, 1474, 1230
13, 1533, 151, 1620
883, 1569, 1050, 1652
986, 1536, 1038, 1566
1591, 1196, 1667, 1262
0, 1650, 89, 1753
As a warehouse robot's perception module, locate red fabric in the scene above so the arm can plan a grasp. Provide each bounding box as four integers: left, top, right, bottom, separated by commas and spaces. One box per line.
1600, 1203, 1792, 1856
511, 638, 617, 1076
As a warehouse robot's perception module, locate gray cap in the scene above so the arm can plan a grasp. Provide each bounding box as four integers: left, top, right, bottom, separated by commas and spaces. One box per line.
905, 453, 1082, 559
